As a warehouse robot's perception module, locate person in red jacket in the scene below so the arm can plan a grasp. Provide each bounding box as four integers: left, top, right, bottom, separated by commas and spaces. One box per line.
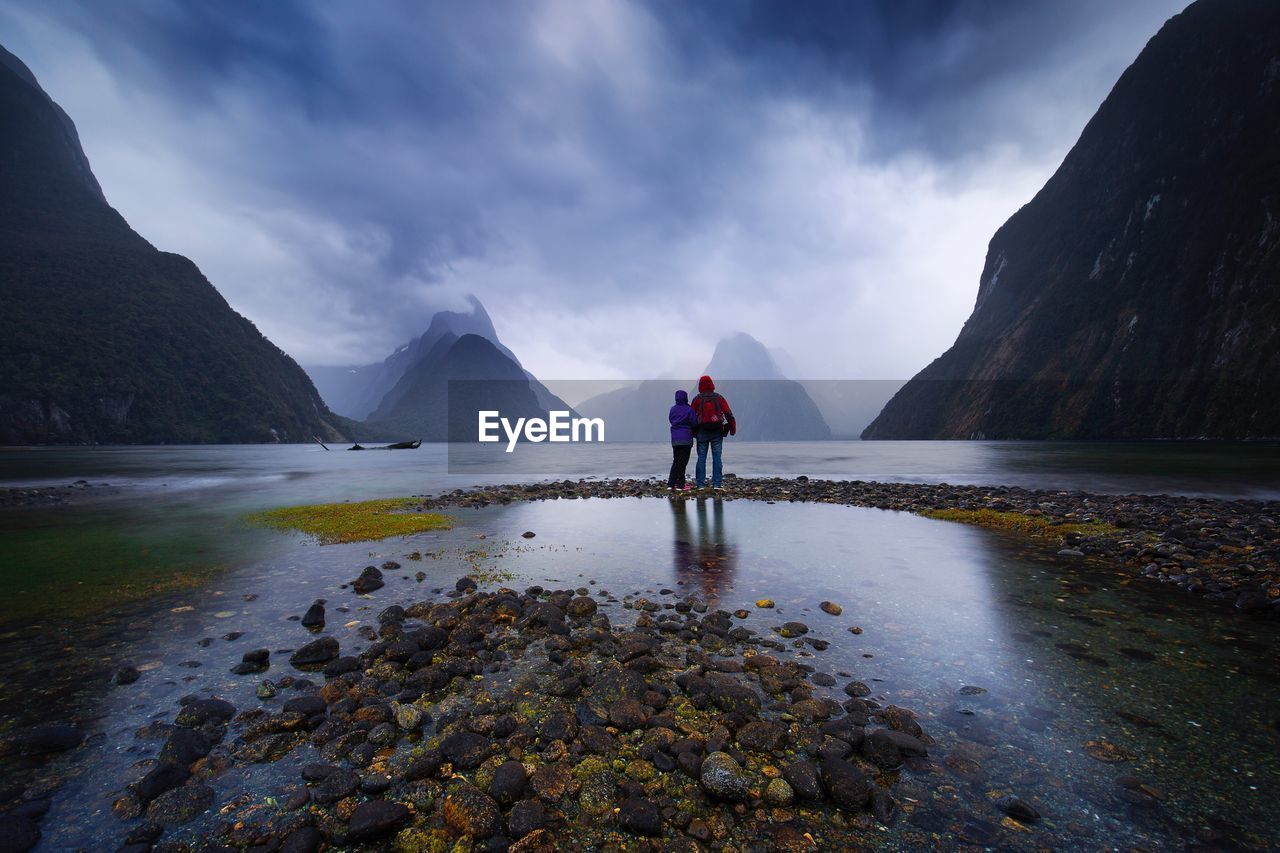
691, 374, 735, 489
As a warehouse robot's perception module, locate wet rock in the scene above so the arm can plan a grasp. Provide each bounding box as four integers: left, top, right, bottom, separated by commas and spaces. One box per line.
817, 736, 852, 763
490, 760, 528, 807
280, 826, 325, 853
735, 720, 785, 752
403, 750, 443, 781
538, 710, 578, 742
996, 795, 1041, 823
286, 785, 311, 809
777, 621, 809, 638
607, 699, 651, 731
957, 815, 1000, 845
783, 760, 823, 801
843, 681, 871, 698
391, 701, 426, 731
159, 729, 211, 766
132, 763, 189, 805
18, 724, 83, 754
870, 787, 898, 824
345, 799, 410, 843
352, 566, 385, 594
301, 601, 325, 629
507, 799, 547, 838
324, 656, 361, 677
566, 596, 597, 617
581, 722, 619, 753
618, 796, 662, 836
765, 777, 795, 806
312, 768, 360, 804
529, 764, 573, 800
755, 599, 775, 608
113, 665, 141, 686
173, 698, 235, 730
441, 731, 489, 769
282, 695, 326, 717
574, 700, 608, 727
231, 648, 270, 675
301, 763, 336, 782
864, 728, 926, 768
443, 784, 501, 839
0, 815, 39, 853
820, 760, 870, 811
145, 784, 215, 826
574, 757, 617, 817
319, 731, 366, 763
289, 636, 339, 667
123, 822, 163, 846
819, 601, 843, 615
699, 751, 750, 801
112, 792, 142, 821
710, 681, 760, 715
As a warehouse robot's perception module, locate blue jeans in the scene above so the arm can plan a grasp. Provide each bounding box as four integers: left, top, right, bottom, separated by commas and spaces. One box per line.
695, 435, 723, 487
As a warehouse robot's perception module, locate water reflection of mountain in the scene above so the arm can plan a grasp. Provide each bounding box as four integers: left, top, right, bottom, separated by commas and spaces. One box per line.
670, 498, 737, 603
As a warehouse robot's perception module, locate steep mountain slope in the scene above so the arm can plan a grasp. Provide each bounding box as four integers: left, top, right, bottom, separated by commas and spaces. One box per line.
365, 334, 548, 441
577, 333, 832, 441
864, 0, 1280, 440
0, 45, 350, 444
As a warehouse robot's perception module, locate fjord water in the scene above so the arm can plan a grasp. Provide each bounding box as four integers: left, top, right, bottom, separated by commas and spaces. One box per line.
1, 441, 1278, 849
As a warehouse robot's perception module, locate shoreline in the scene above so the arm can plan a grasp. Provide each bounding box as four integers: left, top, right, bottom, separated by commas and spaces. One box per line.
410, 477, 1280, 616
2, 478, 1277, 849
3, 474, 1276, 619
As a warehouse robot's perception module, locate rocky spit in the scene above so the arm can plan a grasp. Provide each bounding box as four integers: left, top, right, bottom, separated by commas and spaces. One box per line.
412, 478, 1280, 615
5, 578, 967, 852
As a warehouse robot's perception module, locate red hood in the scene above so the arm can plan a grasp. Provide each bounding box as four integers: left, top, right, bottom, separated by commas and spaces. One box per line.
697, 375, 715, 393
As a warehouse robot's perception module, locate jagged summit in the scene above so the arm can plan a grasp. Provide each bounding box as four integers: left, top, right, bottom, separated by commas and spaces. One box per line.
704, 333, 786, 381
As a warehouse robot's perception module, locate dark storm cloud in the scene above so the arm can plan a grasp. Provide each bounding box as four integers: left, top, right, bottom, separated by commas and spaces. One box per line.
0, 0, 1188, 376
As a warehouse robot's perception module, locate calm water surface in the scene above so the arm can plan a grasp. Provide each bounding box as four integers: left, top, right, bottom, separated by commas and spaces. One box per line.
1, 443, 1278, 849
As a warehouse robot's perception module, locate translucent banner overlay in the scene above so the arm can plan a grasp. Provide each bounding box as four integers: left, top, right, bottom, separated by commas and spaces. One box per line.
443, 379, 908, 473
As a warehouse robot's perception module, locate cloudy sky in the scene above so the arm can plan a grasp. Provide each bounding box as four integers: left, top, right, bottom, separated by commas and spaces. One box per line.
1, 0, 1188, 380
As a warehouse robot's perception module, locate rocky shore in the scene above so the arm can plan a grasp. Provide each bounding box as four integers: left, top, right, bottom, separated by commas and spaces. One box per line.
0, 479, 118, 508
8, 578, 998, 852
411, 478, 1280, 615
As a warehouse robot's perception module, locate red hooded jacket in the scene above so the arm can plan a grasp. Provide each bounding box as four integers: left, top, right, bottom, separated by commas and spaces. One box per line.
693, 375, 736, 437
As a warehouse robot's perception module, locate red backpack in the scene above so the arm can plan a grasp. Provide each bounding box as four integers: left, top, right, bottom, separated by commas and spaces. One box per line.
695, 392, 723, 425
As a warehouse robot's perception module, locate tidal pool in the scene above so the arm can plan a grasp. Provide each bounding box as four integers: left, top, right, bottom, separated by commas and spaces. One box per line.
4, 496, 1277, 850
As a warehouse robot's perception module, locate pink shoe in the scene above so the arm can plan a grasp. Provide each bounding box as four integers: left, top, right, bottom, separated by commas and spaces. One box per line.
682, 485, 692, 491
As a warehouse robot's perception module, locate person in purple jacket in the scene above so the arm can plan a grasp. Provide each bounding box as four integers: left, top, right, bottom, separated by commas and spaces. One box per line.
668, 389, 696, 491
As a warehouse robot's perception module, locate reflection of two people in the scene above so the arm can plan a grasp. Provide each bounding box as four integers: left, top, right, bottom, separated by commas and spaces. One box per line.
670, 497, 737, 604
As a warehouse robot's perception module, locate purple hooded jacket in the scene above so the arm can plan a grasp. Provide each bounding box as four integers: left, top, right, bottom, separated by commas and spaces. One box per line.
669, 390, 696, 446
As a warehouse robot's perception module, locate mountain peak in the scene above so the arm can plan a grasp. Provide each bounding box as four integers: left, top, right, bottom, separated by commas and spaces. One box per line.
0, 43, 105, 206
704, 333, 786, 380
